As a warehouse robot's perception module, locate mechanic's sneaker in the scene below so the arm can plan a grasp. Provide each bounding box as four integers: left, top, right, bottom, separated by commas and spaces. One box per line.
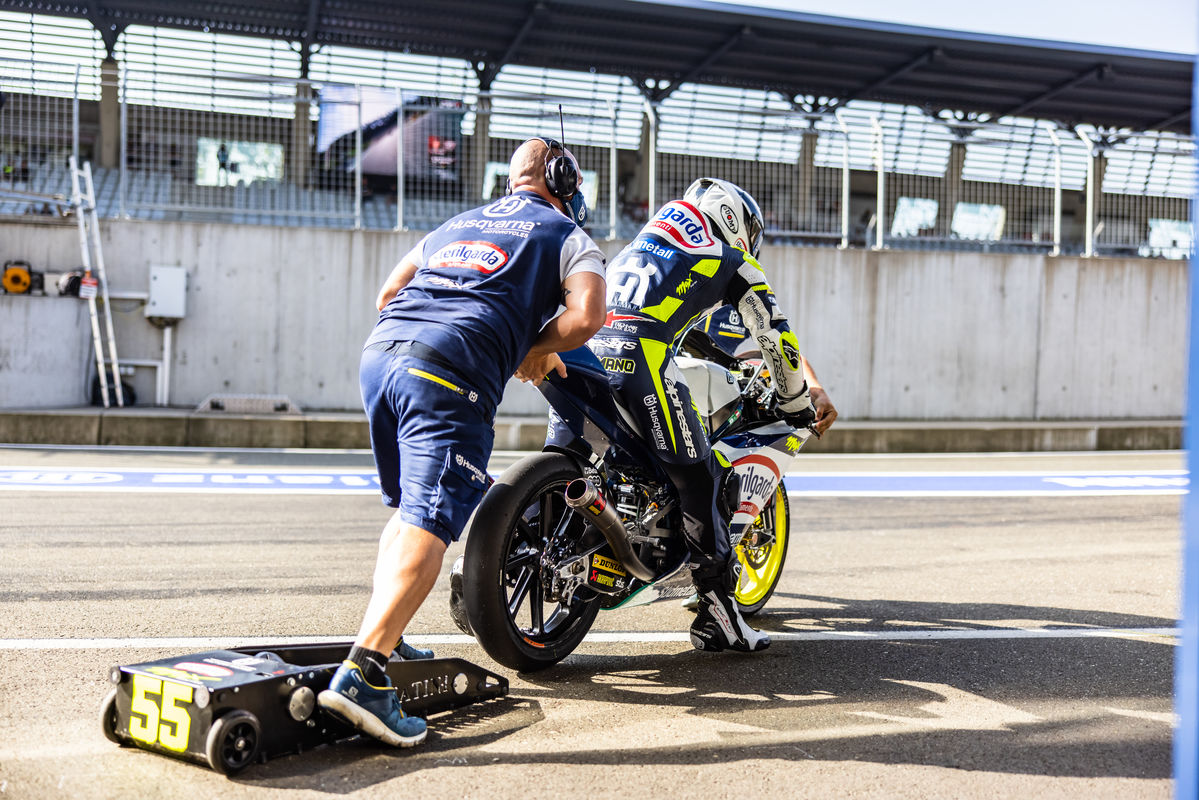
392, 636, 434, 661
317, 661, 427, 747
681, 592, 699, 612
689, 589, 771, 652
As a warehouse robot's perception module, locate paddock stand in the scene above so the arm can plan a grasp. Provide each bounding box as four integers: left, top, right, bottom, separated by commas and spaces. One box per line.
99, 642, 508, 775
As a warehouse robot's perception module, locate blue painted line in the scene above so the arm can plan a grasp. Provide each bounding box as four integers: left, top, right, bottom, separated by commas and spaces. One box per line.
0, 467, 1187, 496
782, 472, 1188, 496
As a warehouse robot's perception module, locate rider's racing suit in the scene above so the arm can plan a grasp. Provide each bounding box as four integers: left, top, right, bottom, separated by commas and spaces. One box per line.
564, 199, 812, 588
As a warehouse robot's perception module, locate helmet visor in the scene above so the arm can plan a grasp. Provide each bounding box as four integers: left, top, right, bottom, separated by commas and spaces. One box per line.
747, 213, 763, 257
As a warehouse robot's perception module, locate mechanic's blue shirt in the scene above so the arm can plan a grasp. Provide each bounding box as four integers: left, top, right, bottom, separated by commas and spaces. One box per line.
366, 191, 605, 410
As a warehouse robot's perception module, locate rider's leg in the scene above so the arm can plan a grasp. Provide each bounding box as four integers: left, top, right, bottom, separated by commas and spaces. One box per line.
606, 350, 769, 652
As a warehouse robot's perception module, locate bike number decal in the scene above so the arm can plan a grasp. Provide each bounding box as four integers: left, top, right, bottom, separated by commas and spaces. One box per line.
129, 673, 193, 752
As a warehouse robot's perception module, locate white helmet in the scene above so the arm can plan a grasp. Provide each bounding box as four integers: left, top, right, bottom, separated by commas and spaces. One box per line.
683, 177, 764, 258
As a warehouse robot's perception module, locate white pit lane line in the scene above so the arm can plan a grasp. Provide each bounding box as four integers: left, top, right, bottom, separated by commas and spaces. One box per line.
0, 627, 1178, 651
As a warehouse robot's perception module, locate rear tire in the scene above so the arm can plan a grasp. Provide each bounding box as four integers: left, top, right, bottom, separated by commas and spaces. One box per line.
462, 452, 601, 672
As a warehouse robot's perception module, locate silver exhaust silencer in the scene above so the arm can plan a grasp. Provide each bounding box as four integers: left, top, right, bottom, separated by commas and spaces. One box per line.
563, 478, 655, 581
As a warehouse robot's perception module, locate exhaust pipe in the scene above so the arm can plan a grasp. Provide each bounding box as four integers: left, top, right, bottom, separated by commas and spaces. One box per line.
564, 478, 655, 581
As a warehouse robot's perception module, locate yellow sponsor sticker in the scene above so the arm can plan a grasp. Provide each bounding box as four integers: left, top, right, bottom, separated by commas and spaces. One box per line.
592, 554, 627, 576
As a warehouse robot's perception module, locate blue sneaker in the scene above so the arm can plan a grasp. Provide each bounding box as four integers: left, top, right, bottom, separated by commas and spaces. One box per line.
393, 636, 434, 661
317, 661, 427, 747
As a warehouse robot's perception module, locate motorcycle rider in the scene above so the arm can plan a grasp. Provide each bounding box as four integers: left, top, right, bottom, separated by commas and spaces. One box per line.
581, 178, 835, 652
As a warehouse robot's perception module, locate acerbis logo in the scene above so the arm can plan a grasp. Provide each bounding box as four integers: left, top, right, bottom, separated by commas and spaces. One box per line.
720, 204, 738, 233
429, 241, 509, 274
482, 195, 532, 217
649, 201, 715, 249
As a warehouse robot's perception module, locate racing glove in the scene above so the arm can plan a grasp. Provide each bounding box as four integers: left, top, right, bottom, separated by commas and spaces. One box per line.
779, 382, 816, 428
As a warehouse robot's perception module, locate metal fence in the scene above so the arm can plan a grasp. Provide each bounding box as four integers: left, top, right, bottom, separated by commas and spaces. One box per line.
1, 57, 1194, 259
0, 58, 81, 214
119, 69, 359, 225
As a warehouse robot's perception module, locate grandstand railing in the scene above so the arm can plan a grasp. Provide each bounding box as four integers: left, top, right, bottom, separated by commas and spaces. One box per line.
1, 58, 1193, 259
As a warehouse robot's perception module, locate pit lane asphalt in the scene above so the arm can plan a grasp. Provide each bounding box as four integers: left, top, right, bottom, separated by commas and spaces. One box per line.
0, 447, 1180, 799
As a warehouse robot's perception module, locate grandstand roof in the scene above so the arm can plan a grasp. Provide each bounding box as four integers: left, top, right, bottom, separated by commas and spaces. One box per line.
5, 0, 1192, 133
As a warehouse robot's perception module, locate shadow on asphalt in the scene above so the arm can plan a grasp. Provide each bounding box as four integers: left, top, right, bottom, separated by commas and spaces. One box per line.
232, 597, 1172, 792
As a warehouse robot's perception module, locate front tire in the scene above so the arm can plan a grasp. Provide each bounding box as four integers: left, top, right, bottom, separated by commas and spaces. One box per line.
462, 452, 601, 672
734, 484, 790, 616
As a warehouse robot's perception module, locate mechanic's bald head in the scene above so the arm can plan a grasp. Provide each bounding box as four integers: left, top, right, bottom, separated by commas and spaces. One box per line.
508, 138, 577, 213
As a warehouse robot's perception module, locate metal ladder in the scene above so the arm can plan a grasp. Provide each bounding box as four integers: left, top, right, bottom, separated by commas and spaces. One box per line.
69, 156, 124, 407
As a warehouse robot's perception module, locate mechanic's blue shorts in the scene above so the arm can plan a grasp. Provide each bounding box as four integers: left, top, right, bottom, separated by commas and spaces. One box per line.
360, 346, 495, 545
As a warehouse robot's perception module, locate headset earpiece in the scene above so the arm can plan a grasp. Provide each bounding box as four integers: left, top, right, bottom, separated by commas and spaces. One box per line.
537, 137, 578, 200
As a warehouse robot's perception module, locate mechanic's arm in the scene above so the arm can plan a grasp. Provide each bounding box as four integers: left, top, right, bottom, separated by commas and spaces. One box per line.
516, 271, 606, 385
802, 357, 838, 436
375, 252, 420, 311
726, 254, 813, 421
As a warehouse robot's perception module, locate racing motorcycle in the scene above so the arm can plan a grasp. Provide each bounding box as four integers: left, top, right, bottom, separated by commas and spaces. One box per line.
449, 327, 815, 671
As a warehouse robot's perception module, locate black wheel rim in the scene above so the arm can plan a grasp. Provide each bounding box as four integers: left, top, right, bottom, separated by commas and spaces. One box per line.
220, 721, 258, 770
503, 479, 592, 644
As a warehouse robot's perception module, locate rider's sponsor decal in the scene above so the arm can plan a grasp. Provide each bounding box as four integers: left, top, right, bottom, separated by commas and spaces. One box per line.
720, 203, 738, 233
599, 356, 635, 374
663, 377, 697, 459
589, 336, 639, 352
632, 238, 676, 259
648, 201, 715, 249
604, 310, 646, 327
428, 241, 509, 274
643, 395, 668, 450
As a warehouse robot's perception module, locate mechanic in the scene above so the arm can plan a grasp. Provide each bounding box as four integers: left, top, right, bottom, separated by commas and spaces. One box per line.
578, 178, 836, 652
318, 138, 607, 747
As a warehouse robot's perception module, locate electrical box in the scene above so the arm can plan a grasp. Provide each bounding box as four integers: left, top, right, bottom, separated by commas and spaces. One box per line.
146, 266, 187, 321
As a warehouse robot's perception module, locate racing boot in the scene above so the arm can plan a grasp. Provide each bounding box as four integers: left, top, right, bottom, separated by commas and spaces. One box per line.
689, 563, 770, 653
317, 660, 427, 747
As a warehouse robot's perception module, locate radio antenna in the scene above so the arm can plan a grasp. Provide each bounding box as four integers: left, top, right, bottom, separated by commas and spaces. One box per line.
558, 104, 566, 151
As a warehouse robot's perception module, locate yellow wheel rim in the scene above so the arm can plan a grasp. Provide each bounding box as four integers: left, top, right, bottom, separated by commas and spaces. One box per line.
734, 485, 788, 607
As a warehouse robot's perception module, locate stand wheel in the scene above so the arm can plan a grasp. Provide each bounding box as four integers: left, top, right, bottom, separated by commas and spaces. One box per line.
205, 710, 261, 776
99, 689, 128, 746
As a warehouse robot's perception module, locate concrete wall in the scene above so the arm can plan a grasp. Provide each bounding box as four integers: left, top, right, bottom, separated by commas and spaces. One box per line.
0, 294, 94, 406
0, 218, 1186, 419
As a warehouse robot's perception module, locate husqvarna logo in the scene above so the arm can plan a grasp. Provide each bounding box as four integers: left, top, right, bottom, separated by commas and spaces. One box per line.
482, 195, 531, 217
429, 241, 509, 274
650, 201, 715, 249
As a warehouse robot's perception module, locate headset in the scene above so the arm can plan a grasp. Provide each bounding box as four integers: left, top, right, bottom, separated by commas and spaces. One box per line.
504, 104, 588, 226
533, 137, 579, 201
513, 135, 587, 227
